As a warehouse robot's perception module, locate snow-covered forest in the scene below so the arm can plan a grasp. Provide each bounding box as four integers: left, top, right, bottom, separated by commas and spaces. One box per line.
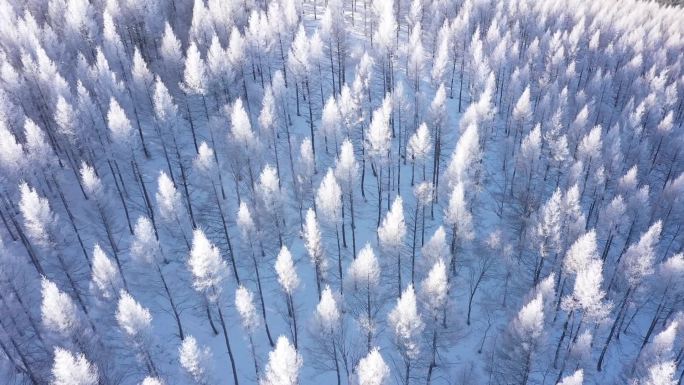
0, 0, 683, 384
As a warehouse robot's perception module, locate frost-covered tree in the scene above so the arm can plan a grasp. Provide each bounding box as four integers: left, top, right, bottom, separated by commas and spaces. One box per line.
51, 348, 98, 385
357, 347, 390, 385
534, 188, 563, 284
230, 98, 258, 195
407, 123, 431, 185
335, 139, 359, 255
187, 229, 238, 384
236, 201, 275, 347
420, 259, 449, 383
140, 377, 163, 385
259, 336, 303, 385
321, 96, 342, 154
20, 182, 92, 318
156, 169, 194, 236
310, 285, 346, 385
275, 245, 300, 348
557, 369, 583, 385
236, 284, 261, 376
41, 278, 79, 339
303, 208, 327, 297
181, 41, 208, 152
378, 195, 406, 296
80, 161, 130, 281
179, 335, 212, 385
116, 290, 156, 375
599, 221, 663, 371
316, 168, 344, 283
90, 243, 122, 300
130, 216, 185, 340
494, 294, 545, 385
347, 244, 382, 349
443, 182, 473, 274
366, 96, 393, 225
388, 284, 423, 384
256, 164, 285, 247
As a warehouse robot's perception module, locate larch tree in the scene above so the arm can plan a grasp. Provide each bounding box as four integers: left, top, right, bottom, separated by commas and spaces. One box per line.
356, 347, 391, 385
187, 229, 239, 385
366, 96, 393, 226
598, 221, 662, 371
275, 245, 300, 349
303, 208, 327, 297
494, 294, 546, 385
140, 377, 164, 385
259, 86, 281, 184
156, 170, 193, 244
20, 182, 92, 321
557, 369, 583, 385
41, 277, 80, 342
80, 161, 130, 283
347, 244, 382, 350
287, 24, 317, 155
407, 123, 431, 186
388, 284, 424, 385
335, 139, 359, 256
378, 195, 407, 297
256, 164, 285, 248
236, 201, 275, 347
321, 96, 342, 155
311, 285, 345, 385
235, 285, 261, 376
420, 259, 449, 384
316, 168, 344, 285
116, 290, 157, 376
50, 347, 98, 385
179, 335, 213, 385
406, 22, 425, 93
90, 243, 123, 301
443, 182, 474, 275
230, 97, 259, 196
181, 41, 207, 153
534, 188, 563, 284
130, 216, 185, 340
259, 336, 303, 385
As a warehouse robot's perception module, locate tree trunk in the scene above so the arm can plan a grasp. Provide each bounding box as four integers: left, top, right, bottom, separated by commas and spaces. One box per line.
597, 288, 632, 371
156, 263, 184, 340
216, 300, 240, 385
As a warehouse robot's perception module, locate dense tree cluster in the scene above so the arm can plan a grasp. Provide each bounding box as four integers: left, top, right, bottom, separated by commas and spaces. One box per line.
0, 0, 683, 384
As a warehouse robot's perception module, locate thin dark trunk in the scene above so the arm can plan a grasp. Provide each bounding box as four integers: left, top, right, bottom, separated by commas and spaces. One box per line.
157, 263, 184, 340
252, 248, 275, 347
597, 288, 631, 371
216, 300, 240, 385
